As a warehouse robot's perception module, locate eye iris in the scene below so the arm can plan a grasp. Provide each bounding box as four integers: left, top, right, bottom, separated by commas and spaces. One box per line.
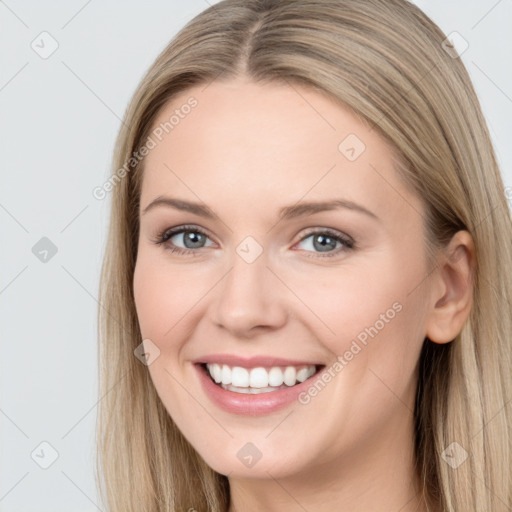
313, 234, 337, 252
183, 231, 205, 249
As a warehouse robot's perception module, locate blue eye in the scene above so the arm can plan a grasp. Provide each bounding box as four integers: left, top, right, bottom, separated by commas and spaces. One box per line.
153, 225, 214, 256
152, 225, 354, 258
294, 228, 354, 258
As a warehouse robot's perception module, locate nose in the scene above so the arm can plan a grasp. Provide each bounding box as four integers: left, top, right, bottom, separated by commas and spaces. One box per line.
209, 248, 288, 338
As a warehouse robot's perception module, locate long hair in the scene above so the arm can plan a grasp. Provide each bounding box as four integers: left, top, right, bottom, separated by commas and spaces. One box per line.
96, 1, 512, 510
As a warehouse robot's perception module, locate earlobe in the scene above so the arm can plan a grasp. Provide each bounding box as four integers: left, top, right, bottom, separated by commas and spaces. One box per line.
425, 230, 475, 344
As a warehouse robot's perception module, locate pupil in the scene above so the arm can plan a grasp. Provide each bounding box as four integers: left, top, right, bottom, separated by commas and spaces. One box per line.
184, 231, 204, 248
314, 234, 336, 252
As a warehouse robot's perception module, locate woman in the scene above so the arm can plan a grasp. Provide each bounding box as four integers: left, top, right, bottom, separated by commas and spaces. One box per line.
96, 1, 512, 510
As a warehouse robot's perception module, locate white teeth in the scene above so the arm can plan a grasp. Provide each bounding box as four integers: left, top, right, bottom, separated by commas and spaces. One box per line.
249, 367, 269, 388
268, 367, 284, 387
205, 363, 317, 390
211, 364, 222, 383
283, 366, 296, 386
221, 364, 231, 385
231, 366, 249, 387
296, 367, 310, 382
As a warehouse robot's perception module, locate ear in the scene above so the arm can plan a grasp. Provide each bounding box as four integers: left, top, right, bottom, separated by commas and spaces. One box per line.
425, 230, 475, 344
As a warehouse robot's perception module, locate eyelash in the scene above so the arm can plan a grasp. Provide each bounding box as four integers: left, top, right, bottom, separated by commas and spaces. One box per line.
151, 224, 355, 258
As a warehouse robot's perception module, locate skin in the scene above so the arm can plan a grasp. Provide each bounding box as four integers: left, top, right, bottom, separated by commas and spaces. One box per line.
133, 77, 474, 512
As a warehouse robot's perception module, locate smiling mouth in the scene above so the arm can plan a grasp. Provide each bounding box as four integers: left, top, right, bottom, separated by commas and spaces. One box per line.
198, 362, 325, 394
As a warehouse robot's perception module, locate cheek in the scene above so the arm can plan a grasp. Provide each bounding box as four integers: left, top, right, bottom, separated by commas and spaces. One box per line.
133, 253, 206, 341
289, 253, 428, 395
286, 256, 415, 346
133, 260, 165, 338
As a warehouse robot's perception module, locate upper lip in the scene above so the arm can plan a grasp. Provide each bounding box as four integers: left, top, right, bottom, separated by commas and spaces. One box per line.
193, 354, 324, 368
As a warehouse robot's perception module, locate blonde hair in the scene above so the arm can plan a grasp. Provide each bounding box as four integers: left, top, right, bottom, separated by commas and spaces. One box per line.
96, 1, 512, 510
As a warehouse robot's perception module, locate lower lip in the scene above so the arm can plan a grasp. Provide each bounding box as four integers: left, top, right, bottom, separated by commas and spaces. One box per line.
194, 363, 322, 416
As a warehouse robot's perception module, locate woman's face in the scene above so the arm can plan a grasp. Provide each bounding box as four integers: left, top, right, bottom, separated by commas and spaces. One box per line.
133, 77, 434, 479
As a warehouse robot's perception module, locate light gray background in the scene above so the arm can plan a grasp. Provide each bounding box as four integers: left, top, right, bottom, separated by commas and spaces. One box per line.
1, 1, 511, 510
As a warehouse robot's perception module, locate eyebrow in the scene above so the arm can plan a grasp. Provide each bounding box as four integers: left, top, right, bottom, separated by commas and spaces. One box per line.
141, 196, 379, 221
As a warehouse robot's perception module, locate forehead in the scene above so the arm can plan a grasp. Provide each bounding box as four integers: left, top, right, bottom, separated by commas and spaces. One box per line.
139, 78, 420, 223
